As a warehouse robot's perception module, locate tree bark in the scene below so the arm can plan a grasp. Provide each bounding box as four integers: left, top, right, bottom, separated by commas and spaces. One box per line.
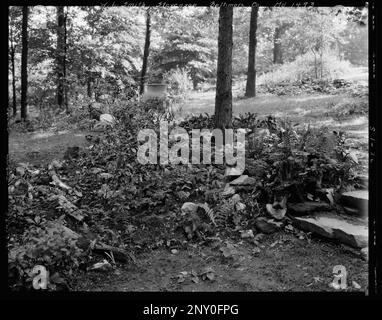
273, 26, 283, 64
56, 6, 66, 110
214, 7, 233, 129
64, 7, 69, 113
140, 7, 151, 95
9, 26, 17, 116
20, 6, 28, 121
87, 76, 92, 98
245, 4, 259, 97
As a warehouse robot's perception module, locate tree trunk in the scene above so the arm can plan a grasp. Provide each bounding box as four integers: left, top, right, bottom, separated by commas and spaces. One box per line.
56, 6, 66, 110
87, 76, 93, 98
273, 26, 283, 64
64, 7, 69, 113
139, 7, 151, 95
9, 27, 17, 116
214, 7, 233, 129
20, 6, 28, 121
245, 4, 259, 98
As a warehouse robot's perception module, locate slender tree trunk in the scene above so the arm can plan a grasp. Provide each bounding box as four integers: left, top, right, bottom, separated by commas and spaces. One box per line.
56, 6, 66, 110
20, 6, 28, 121
245, 4, 259, 97
273, 26, 283, 64
64, 7, 69, 113
215, 7, 233, 129
9, 27, 17, 116
140, 7, 151, 95
87, 76, 92, 98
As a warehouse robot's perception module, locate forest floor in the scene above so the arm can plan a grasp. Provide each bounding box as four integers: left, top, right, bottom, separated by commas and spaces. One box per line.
74, 232, 367, 292
8, 87, 369, 292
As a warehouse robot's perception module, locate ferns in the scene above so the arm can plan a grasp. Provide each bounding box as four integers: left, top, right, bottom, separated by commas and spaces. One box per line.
198, 203, 216, 226
213, 195, 241, 228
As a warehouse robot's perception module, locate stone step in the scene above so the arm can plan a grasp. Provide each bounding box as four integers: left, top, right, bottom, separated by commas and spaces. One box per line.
292, 212, 368, 249
340, 190, 368, 218
288, 201, 331, 216
354, 174, 368, 189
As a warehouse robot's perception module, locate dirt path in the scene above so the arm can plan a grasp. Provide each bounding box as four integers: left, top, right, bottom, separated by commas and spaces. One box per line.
8, 129, 96, 166
75, 232, 367, 292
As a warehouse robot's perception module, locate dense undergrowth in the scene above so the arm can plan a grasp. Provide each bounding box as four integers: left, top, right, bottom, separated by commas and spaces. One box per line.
7, 95, 365, 291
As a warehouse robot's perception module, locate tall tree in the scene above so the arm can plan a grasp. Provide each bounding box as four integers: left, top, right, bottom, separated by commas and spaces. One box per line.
245, 4, 259, 97
273, 26, 284, 64
56, 6, 68, 111
20, 6, 28, 121
9, 22, 17, 116
140, 7, 151, 95
214, 7, 233, 129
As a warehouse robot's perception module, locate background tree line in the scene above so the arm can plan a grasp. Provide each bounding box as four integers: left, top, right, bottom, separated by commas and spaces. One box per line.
8, 5, 368, 126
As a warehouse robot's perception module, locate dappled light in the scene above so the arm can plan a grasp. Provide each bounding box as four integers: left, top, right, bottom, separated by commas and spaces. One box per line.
7, 4, 369, 294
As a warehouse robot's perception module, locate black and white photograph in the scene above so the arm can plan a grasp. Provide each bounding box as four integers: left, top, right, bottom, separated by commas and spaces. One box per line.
5, 1, 376, 304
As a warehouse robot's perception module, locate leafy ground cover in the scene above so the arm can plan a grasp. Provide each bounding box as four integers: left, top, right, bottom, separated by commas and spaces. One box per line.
8, 82, 368, 292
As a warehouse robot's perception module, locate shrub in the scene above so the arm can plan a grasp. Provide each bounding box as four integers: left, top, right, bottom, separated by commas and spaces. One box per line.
258, 50, 354, 85
164, 68, 192, 102
8, 219, 83, 290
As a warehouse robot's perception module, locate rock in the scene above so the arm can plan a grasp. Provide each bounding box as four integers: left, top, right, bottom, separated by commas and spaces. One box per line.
47, 221, 80, 240
343, 206, 360, 216
171, 249, 178, 254
50, 172, 71, 191
352, 281, 361, 290
50, 194, 85, 222
240, 229, 254, 239
49, 160, 63, 170
361, 247, 368, 261
100, 113, 116, 125
99, 173, 114, 180
88, 259, 113, 272
341, 191, 368, 216
235, 202, 246, 212
15, 167, 25, 176
266, 203, 287, 220
288, 201, 331, 216
225, 166, 244, 177
181, 202, 199, 215
292, 212, 368, 248
222, 185, 236, 198
91, 102, 103, 111
354, 174, 368, 189
229, 175, 257, 186
230, 194, 241, 203
255, 217, 283, 234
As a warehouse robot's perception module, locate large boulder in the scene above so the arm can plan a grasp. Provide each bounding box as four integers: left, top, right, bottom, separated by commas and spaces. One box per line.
292, 212, 368, 248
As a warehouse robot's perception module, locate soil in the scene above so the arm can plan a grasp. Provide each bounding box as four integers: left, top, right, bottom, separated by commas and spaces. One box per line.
74, 232, 367, 292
